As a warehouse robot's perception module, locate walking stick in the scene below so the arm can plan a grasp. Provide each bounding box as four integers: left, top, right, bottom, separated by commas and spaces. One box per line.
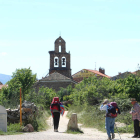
114, 123, 122, 140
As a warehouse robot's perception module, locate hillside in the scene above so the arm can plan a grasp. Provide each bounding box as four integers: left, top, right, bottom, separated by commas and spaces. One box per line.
0, 74, 12, 84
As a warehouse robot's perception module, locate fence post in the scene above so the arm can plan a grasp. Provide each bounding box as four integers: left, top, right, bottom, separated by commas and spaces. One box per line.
20, 88, 22, 126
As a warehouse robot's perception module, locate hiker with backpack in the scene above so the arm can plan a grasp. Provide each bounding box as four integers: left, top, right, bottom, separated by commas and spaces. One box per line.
50, 97, 65, 132
100, 99, 120, 140
129, 98, 140, 138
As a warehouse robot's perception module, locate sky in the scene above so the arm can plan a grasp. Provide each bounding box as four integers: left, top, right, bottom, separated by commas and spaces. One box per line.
0, 0, 140, 79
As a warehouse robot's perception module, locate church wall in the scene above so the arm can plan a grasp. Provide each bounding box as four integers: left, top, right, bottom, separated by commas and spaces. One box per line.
34, 81, 75, 92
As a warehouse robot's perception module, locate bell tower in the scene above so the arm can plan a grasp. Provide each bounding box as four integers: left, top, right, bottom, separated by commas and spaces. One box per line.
49, 36, 71, 78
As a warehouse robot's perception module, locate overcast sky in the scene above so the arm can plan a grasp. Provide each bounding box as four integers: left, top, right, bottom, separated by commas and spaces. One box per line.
0, 0, 140, 79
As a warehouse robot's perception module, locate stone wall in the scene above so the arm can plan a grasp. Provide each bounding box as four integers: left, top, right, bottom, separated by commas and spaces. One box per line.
34, 81, 75, 92
6, 101, 37, 123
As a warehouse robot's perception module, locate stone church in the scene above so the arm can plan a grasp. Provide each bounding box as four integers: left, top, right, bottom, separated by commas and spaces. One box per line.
34, 36, 77, 92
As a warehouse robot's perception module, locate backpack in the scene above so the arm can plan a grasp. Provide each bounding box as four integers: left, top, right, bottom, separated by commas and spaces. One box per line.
107, 102, 120, 118
51, 97, 61, 111
51, 103, 61, 111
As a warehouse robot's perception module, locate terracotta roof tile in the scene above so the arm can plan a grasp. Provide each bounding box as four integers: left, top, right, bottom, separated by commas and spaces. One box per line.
132, 70, 140, 75
84, 69, 111, 78
72, 69, 111, 78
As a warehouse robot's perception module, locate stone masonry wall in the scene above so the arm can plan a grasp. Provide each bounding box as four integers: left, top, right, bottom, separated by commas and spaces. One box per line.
34, 81, 75, 92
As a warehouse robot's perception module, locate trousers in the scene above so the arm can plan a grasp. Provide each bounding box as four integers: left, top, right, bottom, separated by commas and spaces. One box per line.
134, 119, 140, 136
53, 112, 60, 130
105, 117, 115, 137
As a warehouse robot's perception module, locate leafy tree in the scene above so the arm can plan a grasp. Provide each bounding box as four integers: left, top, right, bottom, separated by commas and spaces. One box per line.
124, 75, 140, 100
2, 68, 37, 106
69, 74, 140, 106
26, 87, 56, 109
11, 67, 37, 101
57, 85, 73, 101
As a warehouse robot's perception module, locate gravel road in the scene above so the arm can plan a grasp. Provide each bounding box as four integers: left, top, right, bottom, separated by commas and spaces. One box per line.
0, 111, 138, 140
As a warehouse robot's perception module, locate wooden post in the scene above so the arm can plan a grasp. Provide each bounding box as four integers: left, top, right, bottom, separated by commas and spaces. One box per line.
20, 88, 22, 126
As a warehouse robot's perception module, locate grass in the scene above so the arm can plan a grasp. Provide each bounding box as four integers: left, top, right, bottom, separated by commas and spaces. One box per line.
0, 123, 23, 135
0, 110, 51, 135
23, 109, 50, 132
35, 110, 50, 131
67, 105, 134, 133
66, 128, 83, 134
115, 111, 133, 133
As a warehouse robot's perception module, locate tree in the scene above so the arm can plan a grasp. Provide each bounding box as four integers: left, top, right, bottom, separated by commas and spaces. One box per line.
26, 87, 56, 109
11, 67, 37, 101
124, 74, 140, 100
2, 67, 37, 104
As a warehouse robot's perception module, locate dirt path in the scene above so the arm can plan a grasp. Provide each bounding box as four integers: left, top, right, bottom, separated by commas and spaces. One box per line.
46, 111, 137, 140
0, 111, 138, 140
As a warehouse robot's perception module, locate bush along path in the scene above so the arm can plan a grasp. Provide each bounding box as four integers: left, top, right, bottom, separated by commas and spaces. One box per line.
0, 111, 138, 140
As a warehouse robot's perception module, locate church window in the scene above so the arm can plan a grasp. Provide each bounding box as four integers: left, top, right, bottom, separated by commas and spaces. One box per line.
54, 57, 59, 67
61, 57, 66, 67
59, 45, 61, 52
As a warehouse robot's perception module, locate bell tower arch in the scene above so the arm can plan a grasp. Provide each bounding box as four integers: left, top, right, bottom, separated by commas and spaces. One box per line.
49, 36, 71, 78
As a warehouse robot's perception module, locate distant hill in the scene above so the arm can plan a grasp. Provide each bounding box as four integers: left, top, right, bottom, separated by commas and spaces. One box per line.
0, 74, 12, 84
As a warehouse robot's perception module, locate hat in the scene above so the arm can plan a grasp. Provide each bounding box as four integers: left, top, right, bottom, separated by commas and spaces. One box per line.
131, 98, 137, 102
103, 99, 109, 104
52, 97, 60, 104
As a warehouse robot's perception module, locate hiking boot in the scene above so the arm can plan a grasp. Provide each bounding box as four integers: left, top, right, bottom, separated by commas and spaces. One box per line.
54, 129, 58, 132
107, 137, 112, 140
112, 133, 115, 139
131, 135, 138, 138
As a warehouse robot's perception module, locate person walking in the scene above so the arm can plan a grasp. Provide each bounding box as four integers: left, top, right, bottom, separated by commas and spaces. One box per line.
100, 99, 115, 140
50, 97, 65, 132
129, 98, 140, 138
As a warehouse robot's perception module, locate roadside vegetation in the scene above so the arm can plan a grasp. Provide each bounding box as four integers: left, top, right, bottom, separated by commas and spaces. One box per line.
0, 68, 55, 134
0, 67, 140, 134
57, 74, 140, 133
0, 123, 22, 135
